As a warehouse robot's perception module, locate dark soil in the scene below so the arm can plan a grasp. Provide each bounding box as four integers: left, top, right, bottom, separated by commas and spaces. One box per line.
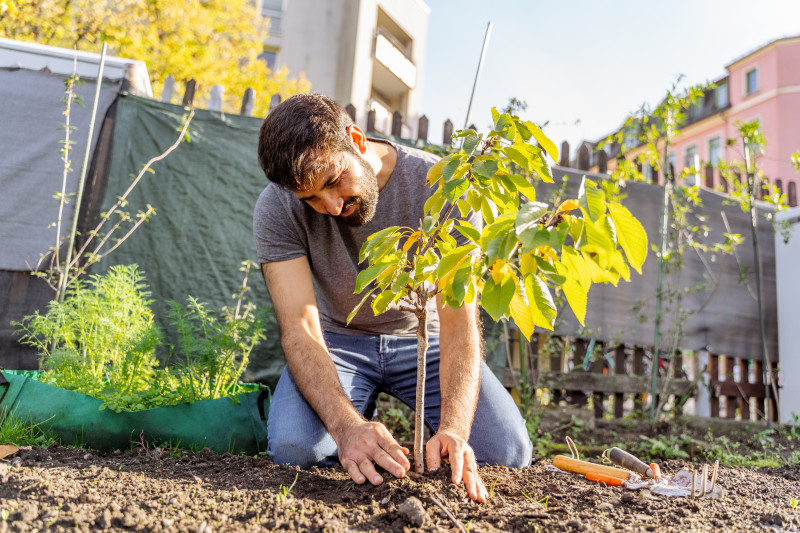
1, 428, 799, 533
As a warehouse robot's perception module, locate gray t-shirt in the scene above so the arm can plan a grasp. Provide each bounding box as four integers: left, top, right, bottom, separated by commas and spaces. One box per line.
253, 141, 479, 337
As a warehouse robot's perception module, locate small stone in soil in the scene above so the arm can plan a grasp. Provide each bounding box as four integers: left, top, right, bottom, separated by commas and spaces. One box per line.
398, 496, 429, 527
597, 502, 614, 512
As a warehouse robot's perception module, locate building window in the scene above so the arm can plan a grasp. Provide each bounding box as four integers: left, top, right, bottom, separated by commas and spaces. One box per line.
745, 68, 758, 95
259, 49, 277, 70
708, 137, 722, 166
683, 145, 699, 170
667, 154, 676, 180
715, 81, 728, 108
789, 181, 797, 207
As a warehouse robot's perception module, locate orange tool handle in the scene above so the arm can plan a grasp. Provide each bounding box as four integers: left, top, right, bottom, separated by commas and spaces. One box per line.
649, 463, 662, 479
552, 455, 637, 481
586, 472, 626, 487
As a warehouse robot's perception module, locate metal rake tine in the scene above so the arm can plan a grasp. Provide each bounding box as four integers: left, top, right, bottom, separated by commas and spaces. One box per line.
699, 464, 709, 498
709, 460, 719, 493
691, 469, 697, 500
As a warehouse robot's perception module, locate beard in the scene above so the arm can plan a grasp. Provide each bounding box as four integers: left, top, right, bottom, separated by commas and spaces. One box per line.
339, 154, 379, 226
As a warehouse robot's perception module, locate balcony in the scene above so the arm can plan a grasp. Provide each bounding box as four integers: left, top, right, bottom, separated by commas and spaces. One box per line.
373, 31, 416, 93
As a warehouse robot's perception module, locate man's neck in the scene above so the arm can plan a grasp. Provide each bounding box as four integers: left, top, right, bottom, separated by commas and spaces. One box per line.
365, 140, 397, 191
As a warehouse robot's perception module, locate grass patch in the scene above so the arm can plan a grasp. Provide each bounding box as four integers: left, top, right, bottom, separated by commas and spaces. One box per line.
0, 409, 58, 448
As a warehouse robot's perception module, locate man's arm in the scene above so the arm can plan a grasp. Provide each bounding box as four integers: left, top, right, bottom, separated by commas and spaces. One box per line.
425, 296, 488, 502
261, 258, 410, 484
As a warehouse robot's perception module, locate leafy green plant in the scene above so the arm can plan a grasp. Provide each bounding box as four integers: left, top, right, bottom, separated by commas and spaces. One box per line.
350, 108, 649, 472
14, 262, 266, 412
790, 499, 798, 511
635, 434, 690, 460
276, 473, 299, 502
0, 408, 58, 448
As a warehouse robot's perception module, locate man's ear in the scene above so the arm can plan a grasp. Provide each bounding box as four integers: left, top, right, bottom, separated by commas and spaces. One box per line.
346, 124, 368, 154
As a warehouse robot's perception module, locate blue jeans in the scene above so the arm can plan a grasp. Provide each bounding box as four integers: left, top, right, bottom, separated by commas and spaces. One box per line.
267, 331, 533, 468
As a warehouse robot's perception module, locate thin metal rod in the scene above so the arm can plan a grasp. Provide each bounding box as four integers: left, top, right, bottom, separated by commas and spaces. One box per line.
59, 41, 108, 302
743, 138, 779, 423
650, 112, 673, 423
463, 21, 493, 131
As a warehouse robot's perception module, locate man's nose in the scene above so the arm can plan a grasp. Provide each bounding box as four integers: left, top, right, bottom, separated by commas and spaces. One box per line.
319, 191, 343, 216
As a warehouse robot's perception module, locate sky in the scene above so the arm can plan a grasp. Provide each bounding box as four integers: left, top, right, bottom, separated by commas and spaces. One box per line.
419, 0, 800, 159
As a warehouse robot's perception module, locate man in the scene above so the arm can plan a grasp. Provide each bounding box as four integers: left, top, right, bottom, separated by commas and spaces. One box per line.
253, 94, 532, 502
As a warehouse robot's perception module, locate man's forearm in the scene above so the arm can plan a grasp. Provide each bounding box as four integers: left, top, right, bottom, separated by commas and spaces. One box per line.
437, 318, 482, 439
281, 331, 364, 442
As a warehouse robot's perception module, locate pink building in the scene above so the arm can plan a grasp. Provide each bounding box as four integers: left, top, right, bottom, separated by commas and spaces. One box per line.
589, 35, 800, 206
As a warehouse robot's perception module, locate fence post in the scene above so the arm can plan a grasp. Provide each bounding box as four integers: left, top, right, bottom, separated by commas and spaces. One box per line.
209, 84, 224, 111
345, 103, 356, 122
442, 119, 453, 146
161, 75, 175, 103
597, 150, 608, 173
559, 141, 570, 167
417, 115, 429, 143
366, 109, 376, 133
269, 94, 282, 112
391, 110, 402, 137
182, 79, 196, 107
695, 349, 710, 417
614, 345, 626, 418
240, 88, 255, 116
577, 144, 590, 171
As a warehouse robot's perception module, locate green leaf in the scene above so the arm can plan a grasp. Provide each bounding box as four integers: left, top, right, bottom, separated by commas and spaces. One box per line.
480, 274, 516, 321
347, 287, 377, 324
607, 202, 648, 273
437, 245, 477, 279
371, 290, 395, 315
359, 226, 401, 262
471, 158, 499, 180
423, 189, 442, 215
562, 278, 587, 326
515, 201, 549, 236
462, 131, 481, 155
355, 262, 394, 293
506, 173, 537, 201
427, 158, 446, 185
502, 145, 534, 172
520, 226, 551, 252
561, 246, 591, 290
443, 177, 469, 203
524, 121, 559, 162
524, 274, 556, 330
442, 156, 463, 182
578, 178, 606, 222
454, 220, 481, 243
509, 287, 534, 340
449, 262, 473, 305
493, 112, 515, 140
479, 213, 516, 249
582, 217, 615, 255
422, 216, 436, 234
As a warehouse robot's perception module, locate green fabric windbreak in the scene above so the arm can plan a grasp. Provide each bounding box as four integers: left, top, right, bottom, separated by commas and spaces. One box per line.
0, 371, 270, 454
96, 95, 284, 387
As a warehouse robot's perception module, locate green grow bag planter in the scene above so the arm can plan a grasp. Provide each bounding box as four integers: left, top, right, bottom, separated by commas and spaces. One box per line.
0, 370, 270, 455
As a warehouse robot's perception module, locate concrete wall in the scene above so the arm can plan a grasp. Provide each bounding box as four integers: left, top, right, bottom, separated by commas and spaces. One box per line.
775, 206, 800, 423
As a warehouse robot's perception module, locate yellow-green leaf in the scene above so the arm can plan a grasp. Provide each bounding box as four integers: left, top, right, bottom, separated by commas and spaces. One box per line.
607, 202, 648, 273
524, 121, 559, 162
562, 278, 587, 326
509, 290, 534, 340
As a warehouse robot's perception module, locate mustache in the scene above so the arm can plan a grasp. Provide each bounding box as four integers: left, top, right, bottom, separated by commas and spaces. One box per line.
341, 197, 358, 213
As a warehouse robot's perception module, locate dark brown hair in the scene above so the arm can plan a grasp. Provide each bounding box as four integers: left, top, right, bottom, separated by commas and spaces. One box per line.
257, 93, 355, 191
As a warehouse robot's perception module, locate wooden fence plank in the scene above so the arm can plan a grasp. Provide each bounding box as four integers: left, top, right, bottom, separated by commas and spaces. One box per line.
514, 370, 693, 396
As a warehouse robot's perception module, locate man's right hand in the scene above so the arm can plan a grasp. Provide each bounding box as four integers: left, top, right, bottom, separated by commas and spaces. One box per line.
336, 420, 410, 485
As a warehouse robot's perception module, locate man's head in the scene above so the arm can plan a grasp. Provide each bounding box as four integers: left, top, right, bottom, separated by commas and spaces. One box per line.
257, 93, 379, 226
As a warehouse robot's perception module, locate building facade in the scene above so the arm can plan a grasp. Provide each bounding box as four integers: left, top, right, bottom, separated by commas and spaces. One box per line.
594, 35, 800, 207
259, 0, 429, 139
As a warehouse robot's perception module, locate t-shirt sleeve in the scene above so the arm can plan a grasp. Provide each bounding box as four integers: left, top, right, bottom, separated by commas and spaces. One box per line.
252, 185, 308, 263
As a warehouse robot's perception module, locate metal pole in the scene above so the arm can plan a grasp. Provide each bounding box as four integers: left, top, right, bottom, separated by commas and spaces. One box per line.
58, 42, 108, 302
463, 21, 493, 131
650, 111, 673, 423
743, 139, 779, 423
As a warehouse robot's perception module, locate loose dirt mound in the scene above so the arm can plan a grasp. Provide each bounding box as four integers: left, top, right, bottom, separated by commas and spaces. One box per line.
1, 444, 799, 532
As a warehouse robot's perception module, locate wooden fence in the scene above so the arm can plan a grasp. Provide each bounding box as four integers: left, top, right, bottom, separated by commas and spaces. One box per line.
501, 331, 777, 422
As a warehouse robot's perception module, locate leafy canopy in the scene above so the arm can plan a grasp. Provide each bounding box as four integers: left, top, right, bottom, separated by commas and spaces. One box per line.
349, 109, 649, 339
0, 0, 309, 115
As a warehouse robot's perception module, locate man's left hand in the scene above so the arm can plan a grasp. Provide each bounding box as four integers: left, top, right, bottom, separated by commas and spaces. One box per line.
426, 430, 488, 502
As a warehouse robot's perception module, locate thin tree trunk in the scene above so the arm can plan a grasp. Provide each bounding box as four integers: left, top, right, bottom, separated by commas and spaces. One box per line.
414, 310, 428, 474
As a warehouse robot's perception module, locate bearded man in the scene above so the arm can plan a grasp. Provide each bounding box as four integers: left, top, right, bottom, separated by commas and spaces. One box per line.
253, 94, 531, 502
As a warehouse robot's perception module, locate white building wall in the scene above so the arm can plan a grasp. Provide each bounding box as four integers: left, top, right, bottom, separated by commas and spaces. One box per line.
775, 206, 800, 424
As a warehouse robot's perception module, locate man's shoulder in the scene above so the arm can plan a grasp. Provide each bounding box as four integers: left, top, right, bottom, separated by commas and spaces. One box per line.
395, 142, 441, 167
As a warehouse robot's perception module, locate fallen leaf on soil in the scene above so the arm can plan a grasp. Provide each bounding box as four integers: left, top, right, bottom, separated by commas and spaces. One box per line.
0, 445, 19, 460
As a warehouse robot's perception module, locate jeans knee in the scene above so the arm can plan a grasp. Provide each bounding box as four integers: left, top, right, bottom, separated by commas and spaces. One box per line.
475, 420, 533, 468
267, 429, 337, 469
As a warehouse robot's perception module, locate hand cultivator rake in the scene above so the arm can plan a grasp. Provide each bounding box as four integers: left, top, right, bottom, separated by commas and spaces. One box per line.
548, 438, 724, 499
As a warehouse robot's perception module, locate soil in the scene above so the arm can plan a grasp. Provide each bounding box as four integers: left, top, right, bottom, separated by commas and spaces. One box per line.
2, 423, 799, 533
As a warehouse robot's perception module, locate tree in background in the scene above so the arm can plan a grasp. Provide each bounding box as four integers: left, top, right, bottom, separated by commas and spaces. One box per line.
0, 0, 309, 115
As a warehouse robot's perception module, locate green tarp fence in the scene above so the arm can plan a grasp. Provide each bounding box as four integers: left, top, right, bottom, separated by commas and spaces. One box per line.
96, 94, 507, 385
0, 370, 270, 454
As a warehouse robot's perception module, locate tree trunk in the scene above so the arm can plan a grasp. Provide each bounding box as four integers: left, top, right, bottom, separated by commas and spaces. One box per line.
414, 310, 428, 474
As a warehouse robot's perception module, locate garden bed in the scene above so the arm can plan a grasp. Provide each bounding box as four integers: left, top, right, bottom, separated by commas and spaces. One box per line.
1, 418, 798, 532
